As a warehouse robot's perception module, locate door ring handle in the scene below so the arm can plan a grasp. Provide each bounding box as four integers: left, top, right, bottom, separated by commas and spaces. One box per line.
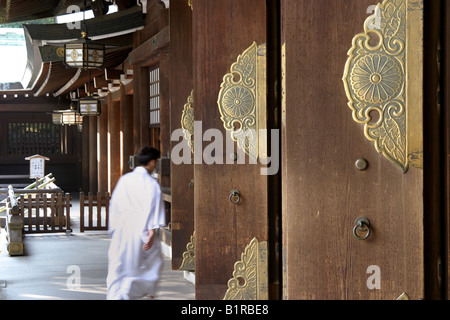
353, 217, 370, 240
229, 189, 241, 204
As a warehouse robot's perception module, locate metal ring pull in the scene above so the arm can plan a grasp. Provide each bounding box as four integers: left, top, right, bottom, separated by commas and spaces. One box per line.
229, 189, 241, 204
189, 179, 194, 190
353, 217, 370, 240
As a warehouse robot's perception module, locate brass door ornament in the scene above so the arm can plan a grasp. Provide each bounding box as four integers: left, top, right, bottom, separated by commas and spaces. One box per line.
181, 90, 194, 154
397, 292, 410, 300
179, 231, 195, 271
218, 42, 267, 160
342, 0, 423, 173
223, 237, 268, 300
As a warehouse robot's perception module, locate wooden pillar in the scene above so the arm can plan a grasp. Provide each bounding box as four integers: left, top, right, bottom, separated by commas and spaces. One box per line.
169, 0, 194, 271
133, 64, 141, 153
108, 94, 121, 193
193, 0, 269, 300
120, 85, 134, 175
97, 101, 108, 193
89, 116, 98, 193
139, 67, 150, 147
443, 0, 450, 300
159, 47, 170, 158
81, 116, 90, 192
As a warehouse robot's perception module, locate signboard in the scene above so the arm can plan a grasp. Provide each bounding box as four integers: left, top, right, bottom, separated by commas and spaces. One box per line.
25, 155, 50, 179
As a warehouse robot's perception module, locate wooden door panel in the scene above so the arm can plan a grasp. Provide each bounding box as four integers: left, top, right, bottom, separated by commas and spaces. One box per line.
281, 0, 425, 299
169, 0, 195, 271
193, 0, 269, 300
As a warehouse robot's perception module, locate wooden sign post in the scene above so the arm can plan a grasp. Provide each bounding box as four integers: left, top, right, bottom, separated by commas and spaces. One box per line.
25, 155, 50, 188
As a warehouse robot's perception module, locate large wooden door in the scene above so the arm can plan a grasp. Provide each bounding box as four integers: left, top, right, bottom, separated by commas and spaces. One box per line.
281, 0, 442, 300
192, 0, 278, 300
169, 0, 195, 272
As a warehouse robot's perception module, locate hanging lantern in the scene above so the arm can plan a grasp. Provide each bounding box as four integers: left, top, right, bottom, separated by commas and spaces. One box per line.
61, 109, 82, 126
52, 103, 83, 126
64, 32, 105, 69
78, 94, 101, 116
52, 112, 62, 125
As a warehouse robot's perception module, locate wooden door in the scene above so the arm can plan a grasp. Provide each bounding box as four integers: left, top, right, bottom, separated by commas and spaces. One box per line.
281, 0, 442, 300
192, 0, 278, 300
170, 0, 195, 271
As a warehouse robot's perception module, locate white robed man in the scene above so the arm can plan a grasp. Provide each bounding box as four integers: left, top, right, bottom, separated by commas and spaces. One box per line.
106, 146, 166, 300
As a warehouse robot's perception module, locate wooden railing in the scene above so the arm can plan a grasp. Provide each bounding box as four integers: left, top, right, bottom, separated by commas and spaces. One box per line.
18, 191, 72, 234
79, 192, 110, 232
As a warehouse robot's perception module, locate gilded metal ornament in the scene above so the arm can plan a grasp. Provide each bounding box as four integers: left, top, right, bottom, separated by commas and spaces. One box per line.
178, 232, 195, 271
223, 238, 268, 300
218, 42, 267, 160
397, 292, 410, 300
343, 0, 423, 173
181, 90, 194, 154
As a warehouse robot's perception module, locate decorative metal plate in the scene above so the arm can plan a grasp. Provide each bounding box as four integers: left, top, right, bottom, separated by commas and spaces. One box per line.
343, 0, 423, 173
218, 42, 267, 160
223, 237, 268, 300
181, 90, 195, 154
178, 231, 195, 271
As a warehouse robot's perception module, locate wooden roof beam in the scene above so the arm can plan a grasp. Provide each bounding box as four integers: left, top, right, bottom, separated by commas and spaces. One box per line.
105, 68, 123, 81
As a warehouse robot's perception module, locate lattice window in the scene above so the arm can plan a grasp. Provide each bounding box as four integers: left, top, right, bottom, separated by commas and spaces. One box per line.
7, 122, 66, 156
149, 66, 160, 127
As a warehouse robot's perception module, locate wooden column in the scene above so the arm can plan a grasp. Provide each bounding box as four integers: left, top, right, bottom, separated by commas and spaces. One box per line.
139, 67, 150, 147
89, 116, 98, 193
133, 64, 141, 153
423, 0, 443, 300
193, 0, 269, 300
81, 116, 90, 192
97, 101, 108, 193
169, 0, 194, 271
108, 95, 121, 193
444, 0, 450, 301
159, 47, 170, 158
120, 85, 134, 175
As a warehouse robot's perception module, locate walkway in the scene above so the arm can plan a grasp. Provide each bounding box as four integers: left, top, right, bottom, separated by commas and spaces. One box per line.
0, 193, 195, 300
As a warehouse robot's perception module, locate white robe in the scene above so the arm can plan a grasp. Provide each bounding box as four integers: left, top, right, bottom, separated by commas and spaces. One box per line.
106, 166, 166, 300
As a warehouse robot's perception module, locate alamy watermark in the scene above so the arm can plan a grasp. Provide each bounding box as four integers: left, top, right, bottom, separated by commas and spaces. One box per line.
366, 265, 381, 290
171, 121, 280, 176
66, 265, 81, 290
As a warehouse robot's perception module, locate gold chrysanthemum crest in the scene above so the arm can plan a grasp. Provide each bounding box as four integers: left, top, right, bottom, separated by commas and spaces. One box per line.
218, 42, 267, 160
343, 0, 423, 173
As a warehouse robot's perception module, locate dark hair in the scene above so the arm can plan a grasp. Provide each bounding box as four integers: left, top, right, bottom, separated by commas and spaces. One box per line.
136, 146, 160, 166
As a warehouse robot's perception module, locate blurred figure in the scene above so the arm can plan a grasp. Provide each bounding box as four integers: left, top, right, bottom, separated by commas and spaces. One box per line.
106, 146, 166, 300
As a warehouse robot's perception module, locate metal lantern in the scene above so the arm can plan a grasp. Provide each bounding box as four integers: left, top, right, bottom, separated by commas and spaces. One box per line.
53, 103, 83, 126
52, 112, 62, 125
64, 32, 105, 69
62, 109, 82, 126
78, 95, 101, 116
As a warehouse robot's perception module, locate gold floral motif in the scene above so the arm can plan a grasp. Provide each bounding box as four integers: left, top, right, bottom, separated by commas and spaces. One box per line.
350, 53, 402, 104
343, 0, 423, 173
218, 42, 266, 160
181, 90, 194, 154
223, 238, 268, 300
179, 231, 195, 271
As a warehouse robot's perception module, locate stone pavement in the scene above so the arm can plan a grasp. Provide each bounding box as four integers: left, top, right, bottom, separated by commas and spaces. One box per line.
0, 193, 195, 300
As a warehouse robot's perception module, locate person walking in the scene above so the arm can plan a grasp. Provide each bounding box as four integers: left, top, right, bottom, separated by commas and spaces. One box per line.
106, 146, 166, 300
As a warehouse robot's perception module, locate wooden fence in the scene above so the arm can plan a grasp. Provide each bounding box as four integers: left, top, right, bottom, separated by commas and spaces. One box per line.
79, 192, 110, 232
19, 191, 72, 234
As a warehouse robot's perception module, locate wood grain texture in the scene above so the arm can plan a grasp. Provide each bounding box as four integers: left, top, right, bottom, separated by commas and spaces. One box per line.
169, 0, 195, 271
281, 0, 424, 299
193, 0, 269, 300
